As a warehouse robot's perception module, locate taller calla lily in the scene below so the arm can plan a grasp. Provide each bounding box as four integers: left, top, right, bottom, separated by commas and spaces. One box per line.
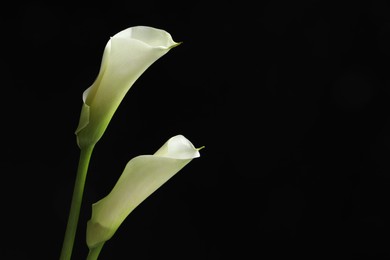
75, 26, 180, 149
86, 135, 201, 252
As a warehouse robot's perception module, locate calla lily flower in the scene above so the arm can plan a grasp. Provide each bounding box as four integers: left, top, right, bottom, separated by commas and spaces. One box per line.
86, 135, 201, 249
75, 26, 180, 149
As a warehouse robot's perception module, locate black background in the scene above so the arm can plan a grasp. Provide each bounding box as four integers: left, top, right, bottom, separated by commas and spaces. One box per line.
3, 1, 390, 259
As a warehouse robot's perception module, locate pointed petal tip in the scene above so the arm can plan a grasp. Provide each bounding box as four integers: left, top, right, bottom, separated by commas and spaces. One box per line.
196, 146, 205, 151
170, 41, 182, 49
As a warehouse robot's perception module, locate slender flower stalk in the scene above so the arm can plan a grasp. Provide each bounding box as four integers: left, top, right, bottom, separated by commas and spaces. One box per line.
86, 243, 104, 260
60, 145, 94, 260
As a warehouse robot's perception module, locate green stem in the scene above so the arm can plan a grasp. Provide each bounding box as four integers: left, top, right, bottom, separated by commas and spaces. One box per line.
86, 243, 105, 260
60, 145, 95, 260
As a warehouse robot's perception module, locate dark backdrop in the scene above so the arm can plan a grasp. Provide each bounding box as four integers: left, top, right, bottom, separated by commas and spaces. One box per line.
3, 1, 390, 259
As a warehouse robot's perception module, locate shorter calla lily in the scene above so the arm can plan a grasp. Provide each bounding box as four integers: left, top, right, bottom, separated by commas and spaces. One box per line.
75, 26, 180, 149
86, 135, 201, 249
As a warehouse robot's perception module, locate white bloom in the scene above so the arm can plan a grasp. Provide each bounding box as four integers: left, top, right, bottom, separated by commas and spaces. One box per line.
86, 135, 201, 249
75, 26, 180, 148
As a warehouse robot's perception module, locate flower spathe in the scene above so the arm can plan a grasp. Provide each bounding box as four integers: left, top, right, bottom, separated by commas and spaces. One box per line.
75, 26, 180, 149
86, 135, 201, 249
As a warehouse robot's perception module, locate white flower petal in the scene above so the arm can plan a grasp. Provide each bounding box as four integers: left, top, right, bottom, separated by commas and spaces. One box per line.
86, 135, 200, 248
75, 26, 179, 148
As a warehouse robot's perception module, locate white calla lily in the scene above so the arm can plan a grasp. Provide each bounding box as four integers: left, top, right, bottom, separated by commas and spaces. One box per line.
86, 135, 201, 249
75, 26, 180, 148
